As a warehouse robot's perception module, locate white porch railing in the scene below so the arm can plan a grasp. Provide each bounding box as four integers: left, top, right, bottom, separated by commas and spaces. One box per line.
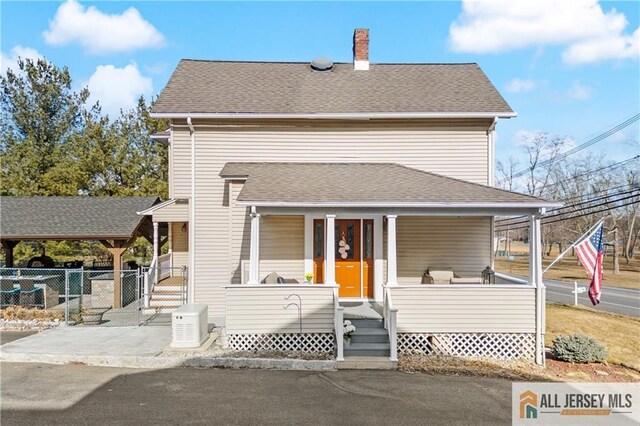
224, 284, 338, 354
383, 286, 398, 362
333, 286, 344, 361
143, 257, 157, 308
143, 253, 173, 308
157, 253, 172, 281
386, 284, 539, 362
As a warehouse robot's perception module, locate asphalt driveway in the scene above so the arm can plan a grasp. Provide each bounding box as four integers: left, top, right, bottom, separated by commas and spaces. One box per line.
0, 331, 38, 345
1, 362, 513, 425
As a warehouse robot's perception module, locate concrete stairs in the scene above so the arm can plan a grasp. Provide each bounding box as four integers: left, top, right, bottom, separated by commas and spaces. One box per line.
344, 318, 391, 358
143, 276, 186, 314
339, 318, 396, 369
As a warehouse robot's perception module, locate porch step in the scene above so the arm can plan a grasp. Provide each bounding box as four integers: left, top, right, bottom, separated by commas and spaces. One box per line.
158, 276, 185, 285
149, 298, 183, 307
151, 292, 185, 299
338, 357, 397, 370
143, 306, 178, 315
153, 285, 184, 292
344, 342, 390, 357
350, 328, 389, 344
344, 318, 390, 357
348, 318, 384, 329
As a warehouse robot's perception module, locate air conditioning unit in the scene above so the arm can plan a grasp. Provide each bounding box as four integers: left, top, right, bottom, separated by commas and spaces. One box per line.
171, 304, 208, 348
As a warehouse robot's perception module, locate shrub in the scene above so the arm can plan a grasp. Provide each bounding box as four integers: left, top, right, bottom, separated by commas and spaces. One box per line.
0, 306, 64, 322
551, 333, 607, 363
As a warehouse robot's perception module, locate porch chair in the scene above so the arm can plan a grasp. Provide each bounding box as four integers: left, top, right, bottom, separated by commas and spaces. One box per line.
261, 272, 299, 284
19, 280, 44, 308
421, 268, 460, 284
0, 281, 20, 307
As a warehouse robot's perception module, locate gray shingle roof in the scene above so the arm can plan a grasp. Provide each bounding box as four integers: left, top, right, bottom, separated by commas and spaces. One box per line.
220, 163, 554, 207
0, 196, 159, 240
152, 60, 513, 115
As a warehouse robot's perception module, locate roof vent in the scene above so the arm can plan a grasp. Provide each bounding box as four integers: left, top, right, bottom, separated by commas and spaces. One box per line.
310, 57, 333, 72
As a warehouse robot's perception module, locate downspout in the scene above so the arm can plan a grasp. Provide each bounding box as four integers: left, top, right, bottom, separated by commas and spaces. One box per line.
536, 208, 546, 367
188, 117, 196, 303
488, 117, 498, 270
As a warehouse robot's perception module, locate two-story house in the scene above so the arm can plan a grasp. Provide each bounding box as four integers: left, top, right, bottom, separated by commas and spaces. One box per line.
141, 29, 557, 364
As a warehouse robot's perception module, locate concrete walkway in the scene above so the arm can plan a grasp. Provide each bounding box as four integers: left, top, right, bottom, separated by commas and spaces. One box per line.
0, 326, 171, 360
0, 326, 336, 370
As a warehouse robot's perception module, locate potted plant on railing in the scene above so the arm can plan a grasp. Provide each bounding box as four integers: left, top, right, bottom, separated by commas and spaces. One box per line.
343, 320, 356, 347
305, 273, 314, 284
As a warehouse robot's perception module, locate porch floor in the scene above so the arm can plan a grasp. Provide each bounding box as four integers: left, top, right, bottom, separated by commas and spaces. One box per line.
340, 302, 383, 320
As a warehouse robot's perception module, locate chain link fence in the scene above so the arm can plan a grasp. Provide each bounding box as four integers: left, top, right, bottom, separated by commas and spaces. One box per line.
65, 269, 140, 326
1, 267, 142, 326
140, 266, 187, 325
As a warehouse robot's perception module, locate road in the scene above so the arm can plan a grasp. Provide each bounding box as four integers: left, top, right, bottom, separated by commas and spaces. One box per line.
510, 274, 639, 317
1, 362, 513, 425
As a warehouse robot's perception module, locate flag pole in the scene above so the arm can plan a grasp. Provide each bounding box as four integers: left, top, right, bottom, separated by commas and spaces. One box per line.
543, 218, 605, 274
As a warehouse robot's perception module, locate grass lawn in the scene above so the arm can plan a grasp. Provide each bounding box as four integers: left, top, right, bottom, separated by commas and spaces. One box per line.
494, 247, 640, 290
545, 303, 640, 370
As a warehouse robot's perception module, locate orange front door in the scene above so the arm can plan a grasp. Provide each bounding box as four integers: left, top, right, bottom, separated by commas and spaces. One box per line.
335, 220, 361, 298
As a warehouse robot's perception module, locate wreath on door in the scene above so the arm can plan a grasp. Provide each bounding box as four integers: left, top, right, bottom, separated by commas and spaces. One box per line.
338, 232, 350, 259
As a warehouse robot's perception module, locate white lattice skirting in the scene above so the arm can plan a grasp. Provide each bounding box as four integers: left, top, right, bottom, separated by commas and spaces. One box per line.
227, 333, 335, 354
398, 332, 536, 361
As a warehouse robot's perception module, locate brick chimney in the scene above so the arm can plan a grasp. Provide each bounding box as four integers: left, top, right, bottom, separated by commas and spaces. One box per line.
353, 28, 369, 70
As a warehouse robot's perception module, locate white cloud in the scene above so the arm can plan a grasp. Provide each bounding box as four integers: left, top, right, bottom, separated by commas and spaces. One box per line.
87, 63, 153, 116
564, 81, 592, 100
0, 45, 43, 73
563, 27, 640, 65
43, 0, 164, 54
449, 0, 640, 65
505, 78, 535, 93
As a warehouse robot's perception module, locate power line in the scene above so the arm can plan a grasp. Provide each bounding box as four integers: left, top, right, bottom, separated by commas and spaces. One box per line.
496, 194, 640, 231
496, 187, 639, 225
495, 199, 640, 231
496, 190, 639, 228
496, 114, 640, 184
497, 155, 639, 195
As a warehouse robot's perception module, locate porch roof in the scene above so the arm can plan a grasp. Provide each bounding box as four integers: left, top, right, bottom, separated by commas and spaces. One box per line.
219, 162, 559, 209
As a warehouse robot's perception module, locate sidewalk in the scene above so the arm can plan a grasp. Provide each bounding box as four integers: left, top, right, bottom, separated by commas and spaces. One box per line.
0, 326, 336, 370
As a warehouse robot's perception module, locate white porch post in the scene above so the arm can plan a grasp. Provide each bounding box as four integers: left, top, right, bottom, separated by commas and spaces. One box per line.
530, 213, 545, 366
248, 207, 261, 284
386, 215, 398, 286
373, 215, 384, 302
325, 214, 336, 285
304, 215, 313, 279
152, 221, 159, 259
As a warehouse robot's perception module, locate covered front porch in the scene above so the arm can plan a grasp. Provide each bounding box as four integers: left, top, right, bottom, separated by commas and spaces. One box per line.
220, 162, 560, 365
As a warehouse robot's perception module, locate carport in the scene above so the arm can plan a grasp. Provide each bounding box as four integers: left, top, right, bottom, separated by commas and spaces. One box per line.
0, 196, 167, 308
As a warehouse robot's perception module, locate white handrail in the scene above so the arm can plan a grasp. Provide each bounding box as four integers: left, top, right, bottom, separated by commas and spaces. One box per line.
157, 253, 172, 281
384, 287, 398, 362
333, 287, 344, 361
144, 257, 158, 308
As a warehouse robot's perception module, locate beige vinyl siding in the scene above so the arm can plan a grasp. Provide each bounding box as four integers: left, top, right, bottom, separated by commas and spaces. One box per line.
230, 181, 250, 283
171, 119, 492, 317
396, 216, 491, 282
225, 285, 335, 333
390, 286, 536, 333
230, 184, 304, 283
239, 216, 305, 283
152, 202, 189, 222
257, 215, 305, 283
171, 222, 189, 269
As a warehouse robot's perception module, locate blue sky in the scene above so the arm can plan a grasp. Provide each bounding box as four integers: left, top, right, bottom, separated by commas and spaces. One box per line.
2, 0, 639, 166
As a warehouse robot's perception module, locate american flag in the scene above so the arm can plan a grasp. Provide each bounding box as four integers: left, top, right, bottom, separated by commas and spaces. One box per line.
574, 223, 604, 305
